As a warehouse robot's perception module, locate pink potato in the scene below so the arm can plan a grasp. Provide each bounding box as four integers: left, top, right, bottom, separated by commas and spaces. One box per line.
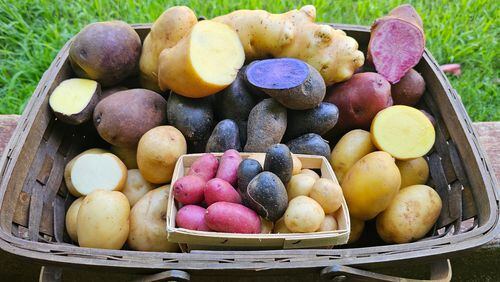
176, 205, 211, 231
204, 178, 241, 206
215, 149, 242, 186
188, 153, 219, 181
173, 175, 205, 205
205, 202, 261, 233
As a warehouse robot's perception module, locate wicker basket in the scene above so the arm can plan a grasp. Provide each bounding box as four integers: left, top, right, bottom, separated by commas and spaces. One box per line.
0, 24, 498, 278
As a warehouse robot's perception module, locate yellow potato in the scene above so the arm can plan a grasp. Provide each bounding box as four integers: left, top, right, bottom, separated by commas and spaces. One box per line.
64, 148, 109, 197
65, 197, 84, 243
121, 169, 155, 207
318, 214, 338, 232
342, 151, 401, 220
111, 145, 138, 169
376, 185, 442, 244
291, 154, 302, 175
309, 178, 343, 214
284, 196, 325, 233
137, 126, 187, 184
286, 174, 316, 201
128, 186, 179, 252
396, 157, 429, 188
330, 129, 375, 184
260, 217, 274, 234
300, 169, 320, 180
273, 217, 291, 234
77, 190, 130, 250
347, 217, 365, 244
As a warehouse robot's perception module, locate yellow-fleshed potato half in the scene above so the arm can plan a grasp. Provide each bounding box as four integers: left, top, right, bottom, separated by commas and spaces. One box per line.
371, 105, 435, 160
318, 214, 338, 232
137, 126, 187, 184
128, 185, 179, 252
260, 217, 274, 234
65, 197, 84, 243
300, 169, 320, 180
284, 196, 325, 233
77, 190, 130, 249
121, 169, 155, 207
64, 148, 109, 197
309, 178, 343, 214
376, 185, 442, 244
347, 217, 365, 244
158, 20, 245, 98
396, 157, 429, 188
111, 145, 138, 169
273, 217, 291, 234
342, 151, 401, 220
287, 174, 316, 201
330, 129, 376, 184
70, 153, 127, 196
291, 154, 302, 175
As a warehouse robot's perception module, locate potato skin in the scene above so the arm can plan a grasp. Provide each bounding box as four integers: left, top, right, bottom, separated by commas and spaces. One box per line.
318, 214, 338, 232
300, 169, 320, 180
204, 178, 241, 206
51, 82, 100, 125
286, 174, 316, 201
121, 169, 154, 207
167, 92, 215, 153
391, 69, 425, 106
237, 159, 263, 204
376, 185, 442, 243
206, 119, 241, 152
284, 196, 325, 233
244, 98, 287, 152
176, 205, 211, 231
110, 145, 137, 169
93, 89, 167, 148
69, 21, 141, 87
286, 133, 330, 160
187, 153, 219, 181
173, 175, 206, 205
348, 217, 365, 244
273, 217, 291, 234
309, 178, 343, 214
205, 202, 261, 233
65, 197, 84, 243
264, 144, 293, 184
246, 171, 288, 221
216, 149, 242, 186
396, 157, 429, 188
285, 102, 339, 140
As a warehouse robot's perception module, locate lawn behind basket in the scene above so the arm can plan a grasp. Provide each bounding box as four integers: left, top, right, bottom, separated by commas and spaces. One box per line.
0, 0, 498, 120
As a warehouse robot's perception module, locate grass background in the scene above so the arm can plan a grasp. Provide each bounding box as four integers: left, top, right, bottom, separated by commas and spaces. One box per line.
0, 0, 498, 120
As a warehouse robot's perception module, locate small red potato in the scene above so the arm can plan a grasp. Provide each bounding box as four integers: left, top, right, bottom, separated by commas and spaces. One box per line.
204, 178, 241, 206
391, 69, 426, 106
176, 205, 211, 231
173, 175, 206, 205
188, 153, 219, 181
216, 149, 242, 186
205, 202, 261, 233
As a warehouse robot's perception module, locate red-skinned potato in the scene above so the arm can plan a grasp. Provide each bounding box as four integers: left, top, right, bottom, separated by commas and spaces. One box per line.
173, 175, 206, 205
205, 202, 261, 233
187, 153, 219, 181
204, 178, 241, 206
216, 149, 242, 186
176, 205, 211, 231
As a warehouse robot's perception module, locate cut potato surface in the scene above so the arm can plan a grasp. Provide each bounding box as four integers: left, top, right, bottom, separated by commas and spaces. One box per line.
49, 78, 99, 124
70, 153, 127, 195
64, 148, 109, 197
371, 105, 435, 159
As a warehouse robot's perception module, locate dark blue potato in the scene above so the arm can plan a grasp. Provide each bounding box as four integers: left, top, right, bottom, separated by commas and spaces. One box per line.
245, 58, 326, 110
206, 119, 241, 152
286, 133, 331, 160
264, 144, 293, 184
237, 159, 263, 207
246, 171, 288, 221
167, 92, 215, 153
244, 99, 287, 152
284, 102, 339, 140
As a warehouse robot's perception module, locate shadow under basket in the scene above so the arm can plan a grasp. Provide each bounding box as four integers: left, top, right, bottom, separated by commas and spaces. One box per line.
0, 24, 498, 276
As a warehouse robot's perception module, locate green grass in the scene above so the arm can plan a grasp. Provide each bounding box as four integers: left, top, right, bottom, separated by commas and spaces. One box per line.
0, 0, 498, 120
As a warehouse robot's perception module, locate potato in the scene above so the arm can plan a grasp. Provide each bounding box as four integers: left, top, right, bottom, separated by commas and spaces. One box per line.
175, 204, 211, 231
49, 78, 100, 125
94, 89, 167, 148
121, 169, 154, 207
173, 175, 206, 205
273, 217, 291, 234
286, 174, 316, 201
237, 159, 263, 204
65, 197, 84, 243
205, 202, 261, 233
139, 6, 197, 91
245, 58, 325, 110
371, 105, 435, 159
284, 196, 325, 233
246, 172, 288, 221
244, 98, 287, 152
376, 185, 442, 243
318, 214, 338, 232
204, 178, 241, 206
137, 126, 187, 184
348, 217, 365, 244
291, 154, 302, 175
69, 21, 141, 87
342, 151, 401, 220
330, 129, 376, 183
167, 92, 215, 153
264, 144, 293, 184
110, 145, 137, 169
391, 69, 426, 106
77, 190, 130, 249
324, 72, 392, 133
158, 20, 245, 98
285, 102, 339, 140
64, 148, 109, 197
300, 169, 320, 180
397, 157, 429, 188
188, 153, 219, 181
247, 153, 265, 167
309, 178, 343, 214
206, 119, 241, 152
128, 186, 179, 251
260, 218, 274, 234
286, 133, 330, 160
70, 153, 127, 196
215, 149, 242, 186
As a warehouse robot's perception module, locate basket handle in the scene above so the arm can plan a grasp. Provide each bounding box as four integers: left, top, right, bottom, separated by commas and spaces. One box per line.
39, 267, 190, 282
320, 259, 451, 282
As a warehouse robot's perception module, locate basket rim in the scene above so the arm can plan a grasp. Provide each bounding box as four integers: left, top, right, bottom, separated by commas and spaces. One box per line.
0, 23, 497, 271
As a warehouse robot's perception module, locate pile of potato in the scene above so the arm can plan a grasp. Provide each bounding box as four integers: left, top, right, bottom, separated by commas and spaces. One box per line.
52, 3, 444, 251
